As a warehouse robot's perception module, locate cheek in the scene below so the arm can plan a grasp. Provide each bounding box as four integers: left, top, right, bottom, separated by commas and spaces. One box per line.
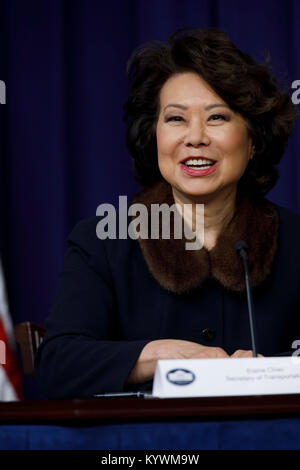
157, 129, 178, 160
156, 130, 179, 181
218, 128, 251, 165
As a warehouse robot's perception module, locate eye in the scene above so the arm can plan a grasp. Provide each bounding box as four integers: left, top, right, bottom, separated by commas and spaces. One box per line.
165, 116, 184, 122
208, 114, 227, 121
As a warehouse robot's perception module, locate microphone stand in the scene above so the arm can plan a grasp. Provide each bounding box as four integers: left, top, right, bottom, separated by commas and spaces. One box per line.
234, 241, 258, 358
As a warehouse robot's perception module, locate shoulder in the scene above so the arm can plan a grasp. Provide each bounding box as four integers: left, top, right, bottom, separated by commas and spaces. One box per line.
272, 202, 300, 235
66, 214, 139, 264
274, 203, 300, 222
269, 202, 300, 262
67, 216, 100, 247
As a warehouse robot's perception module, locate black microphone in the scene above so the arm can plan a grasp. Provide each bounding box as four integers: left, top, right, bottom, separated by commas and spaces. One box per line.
234, 240, 258, 358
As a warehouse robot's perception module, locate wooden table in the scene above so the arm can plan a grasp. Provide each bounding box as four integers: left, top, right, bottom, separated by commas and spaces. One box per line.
1, 394, 300, 450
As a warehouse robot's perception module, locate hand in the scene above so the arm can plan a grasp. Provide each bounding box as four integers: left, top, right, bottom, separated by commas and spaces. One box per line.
231, 349, 264, 358
158, 339, 229, 360
126, 339, 229, 384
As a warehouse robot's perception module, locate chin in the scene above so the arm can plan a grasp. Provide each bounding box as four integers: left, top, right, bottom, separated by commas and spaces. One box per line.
173, 179, 217, 199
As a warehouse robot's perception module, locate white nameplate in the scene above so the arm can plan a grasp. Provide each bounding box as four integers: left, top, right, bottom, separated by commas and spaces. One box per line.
152, 357, 300, 398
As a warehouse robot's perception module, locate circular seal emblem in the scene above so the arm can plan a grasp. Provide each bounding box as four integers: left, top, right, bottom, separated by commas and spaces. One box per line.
166, 368, 195, 386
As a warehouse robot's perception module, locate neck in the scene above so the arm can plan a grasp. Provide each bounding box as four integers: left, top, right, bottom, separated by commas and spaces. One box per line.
172, 186, 237, 249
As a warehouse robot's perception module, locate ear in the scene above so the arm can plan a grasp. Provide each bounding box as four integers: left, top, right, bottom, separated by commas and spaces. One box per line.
247, 136, 254, 161
249, 143, 255, 160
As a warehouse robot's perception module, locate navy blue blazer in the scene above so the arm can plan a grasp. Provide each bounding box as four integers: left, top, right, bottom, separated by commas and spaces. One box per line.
35, 183, 300, 399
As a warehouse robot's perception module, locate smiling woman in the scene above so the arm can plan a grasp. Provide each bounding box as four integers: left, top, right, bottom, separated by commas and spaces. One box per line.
155, 72, 254, 249
35, 28, 300, 398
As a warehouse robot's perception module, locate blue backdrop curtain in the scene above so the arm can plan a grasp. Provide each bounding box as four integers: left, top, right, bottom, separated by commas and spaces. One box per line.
0, 0, 300, 398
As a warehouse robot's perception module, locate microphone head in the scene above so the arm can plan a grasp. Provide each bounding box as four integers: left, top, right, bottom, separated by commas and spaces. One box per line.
234, 240, 248, 257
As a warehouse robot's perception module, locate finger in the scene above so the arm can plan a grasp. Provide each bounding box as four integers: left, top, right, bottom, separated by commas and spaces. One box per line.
231, 350, 254, 358
213, 347, 230, 358
195, 348, 229, 359
231, 350, 264, 358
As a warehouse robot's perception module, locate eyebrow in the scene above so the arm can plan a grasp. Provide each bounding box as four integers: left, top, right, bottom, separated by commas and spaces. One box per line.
163, 103, 230, 111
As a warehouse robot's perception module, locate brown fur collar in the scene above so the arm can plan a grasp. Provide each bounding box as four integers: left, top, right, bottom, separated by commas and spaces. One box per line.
131, 180, 278, 294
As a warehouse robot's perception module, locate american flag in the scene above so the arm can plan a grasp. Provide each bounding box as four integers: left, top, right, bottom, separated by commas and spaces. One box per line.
0, 259, 22, 400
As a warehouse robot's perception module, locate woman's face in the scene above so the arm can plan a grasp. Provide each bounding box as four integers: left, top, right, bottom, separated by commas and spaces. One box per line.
156, 72, 253, 201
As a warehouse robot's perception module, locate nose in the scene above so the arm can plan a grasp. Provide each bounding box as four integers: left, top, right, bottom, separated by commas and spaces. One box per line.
184, 121, 210, 147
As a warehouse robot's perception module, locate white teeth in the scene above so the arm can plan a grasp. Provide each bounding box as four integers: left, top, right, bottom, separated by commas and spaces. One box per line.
184, 158, 215, 166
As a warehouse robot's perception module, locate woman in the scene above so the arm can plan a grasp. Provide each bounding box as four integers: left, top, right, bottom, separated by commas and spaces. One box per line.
35, 28, 300, 398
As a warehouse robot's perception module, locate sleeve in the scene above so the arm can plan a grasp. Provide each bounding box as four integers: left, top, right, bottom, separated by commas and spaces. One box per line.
34, 218, 151, 399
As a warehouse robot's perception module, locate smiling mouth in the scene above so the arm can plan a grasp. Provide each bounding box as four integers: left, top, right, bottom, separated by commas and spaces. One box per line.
181, 157, 216, 169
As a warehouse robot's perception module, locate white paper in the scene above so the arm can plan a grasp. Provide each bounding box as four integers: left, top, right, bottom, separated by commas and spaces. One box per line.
152, 356, 300, 398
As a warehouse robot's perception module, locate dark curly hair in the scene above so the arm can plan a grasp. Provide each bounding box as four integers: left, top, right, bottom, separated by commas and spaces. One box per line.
123, 27, 297, 199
